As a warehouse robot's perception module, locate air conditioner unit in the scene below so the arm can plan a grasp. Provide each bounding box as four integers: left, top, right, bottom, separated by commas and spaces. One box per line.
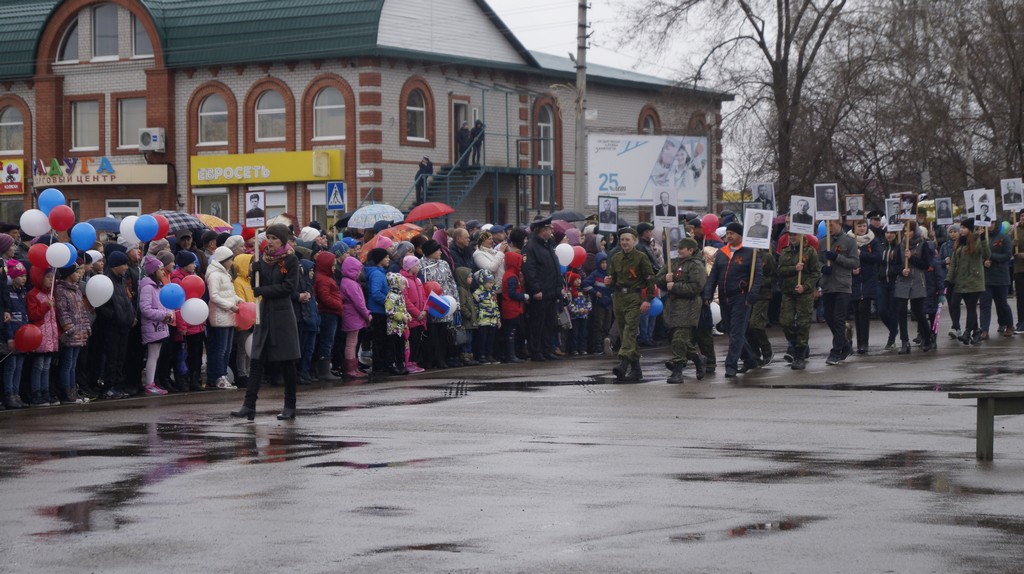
139, 128, 165, 152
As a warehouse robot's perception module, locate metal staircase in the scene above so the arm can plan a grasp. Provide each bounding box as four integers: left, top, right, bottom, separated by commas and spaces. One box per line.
421, 165, 485, 207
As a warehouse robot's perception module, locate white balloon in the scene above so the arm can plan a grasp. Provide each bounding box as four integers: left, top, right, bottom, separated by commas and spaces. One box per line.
45, 242, 72, 268
20, 209, 51, 237
85, 274, 114, 307
245, 333, 253, 357
710, 302, 722, 325
555, 243, 574, 266
442, 294, 459, 317
119, 215, 140, 244
180, 298, 209, 325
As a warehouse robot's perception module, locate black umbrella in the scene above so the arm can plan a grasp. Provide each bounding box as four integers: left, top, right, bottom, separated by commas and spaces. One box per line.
332, 212, 353, 229
550, 209, 586, 222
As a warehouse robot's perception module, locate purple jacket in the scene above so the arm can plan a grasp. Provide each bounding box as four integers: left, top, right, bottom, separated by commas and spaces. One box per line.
340, 256, 371, 332
54, 281, 91, 347
139, 276, 171, 344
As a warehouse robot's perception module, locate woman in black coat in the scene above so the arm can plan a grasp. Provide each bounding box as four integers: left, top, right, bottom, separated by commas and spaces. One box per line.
232, 223, 302, 420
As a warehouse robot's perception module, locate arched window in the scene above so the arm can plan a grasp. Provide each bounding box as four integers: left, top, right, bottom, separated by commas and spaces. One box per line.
199, 94, 228, 145
406, 90, 426, 141
0, 108, 24, 153
536, 105, 555, 205
638, 105, 661, 134
255, 91, 286, 142
313, 87, 344, 140
93, 4, 119, 59
132, 14, 153, 57
57, 20, 79, 62
642, 116, 656, 134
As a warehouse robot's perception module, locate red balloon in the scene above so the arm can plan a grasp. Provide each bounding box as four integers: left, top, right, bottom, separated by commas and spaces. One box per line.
153, 214, 170, 241
48, 205, 75, 232
14, 324, 42, 352
28, 243, 49, 269
570, 245, 586, 268
180, 274, 205, 299
236, 301, 257, 330
424, 281, 442, 296
701, 214, 720, 237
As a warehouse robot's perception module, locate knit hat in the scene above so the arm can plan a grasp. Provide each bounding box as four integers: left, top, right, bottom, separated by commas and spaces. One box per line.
224, 235, 245, 253
299, 226, 320, 243
329, 240, 349, 257
176, 250, 196, 268
213, 246, 234, 263
143, 255, 162, 276
960, 219, 975, 231
473, 269, 494, 285
372, 220, 391, 234
265, 223, 291, 245
6, 259, 25, 278
104, 242, 127, 259
241, 227, 256, 241
402, 255, 420, 272
366, 247, 389, 266
376, 236, 394, 251
159, 252, 175, 267
108, 250, 129, 268
57, 264, 79, 279
636, 222, 654, 234
421, 239, 442, 256
0, 233, 14, 254
677, 237, 698, 250
726, 222, 744, 235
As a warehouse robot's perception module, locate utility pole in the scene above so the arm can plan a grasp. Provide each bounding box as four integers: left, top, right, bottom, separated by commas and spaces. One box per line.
574, 0, 588, 213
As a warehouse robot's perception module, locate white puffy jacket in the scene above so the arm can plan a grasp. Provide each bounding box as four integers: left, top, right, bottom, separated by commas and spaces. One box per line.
206, 258, 241, 327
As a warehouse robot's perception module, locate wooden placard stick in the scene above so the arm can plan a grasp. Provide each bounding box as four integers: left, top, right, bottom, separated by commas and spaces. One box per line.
254, 227, 263, 325
797, 234, 804, 285
748, 249, 758, 293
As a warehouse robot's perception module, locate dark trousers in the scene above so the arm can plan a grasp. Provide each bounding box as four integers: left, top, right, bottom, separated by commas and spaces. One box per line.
103, 327, 130, 388
370, 313, 388, 371
587, 304, 612, 353
526, 298, 557, 358
474, 325, 497, 359
184, 332, 205, 387
822, 292, 851, 355
124, 325, 144, 392
848, 298, 873, 350
876, 283, 899, 340
947, 286, 962, 330
568, 318, 589, 354
720, 299, 753, 370
980, 284, 1013, 332
331, 320, 347, 370
897, 297, 927, 343
385, 334, 404, 369
962, 291, 981, 333
408, 325, 424, 366
1015, 273, 1024, 328
423, 322, 449, 368
243, 358, 297, 410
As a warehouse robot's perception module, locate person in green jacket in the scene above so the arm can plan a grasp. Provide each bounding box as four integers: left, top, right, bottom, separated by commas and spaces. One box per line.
947, 219, 990, 344
746, 249, 776, 366
980, 220, 1014, 338
607, 228, 654, 382
777, 230, 821, 370
655, 238, 707, 384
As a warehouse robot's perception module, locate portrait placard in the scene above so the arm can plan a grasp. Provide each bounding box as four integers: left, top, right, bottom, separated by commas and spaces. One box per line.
935, 198, 953, 225
898, 193, 917, 222
789, 195, 816, 235
844, 195, 865, 220
743, 208, 773, 250
244, 190, 266, 228
1000, 178, 1024, 212
597, 195, 619, 234
814, 183, 840, 220
751, 182, 776, 211
885, 198, 901, 231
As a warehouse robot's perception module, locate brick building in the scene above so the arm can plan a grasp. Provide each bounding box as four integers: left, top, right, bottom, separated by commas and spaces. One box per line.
0, 0, 730, 228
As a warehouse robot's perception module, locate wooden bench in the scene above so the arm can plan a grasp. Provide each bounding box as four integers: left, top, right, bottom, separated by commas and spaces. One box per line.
948, 391, 1024, 460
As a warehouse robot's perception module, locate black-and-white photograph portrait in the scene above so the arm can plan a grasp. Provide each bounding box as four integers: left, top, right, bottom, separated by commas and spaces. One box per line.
845, 195, 865, 220
898, 193, 917, 221
885, 198, 901, 230
814, 183, 839, 220
743, 208, 772, 250
789, 195, 816, 235
966, 189, 994, 225
752, 182, 775, 211
935, 198, 953, 225
245, 190, 266, 228
654, 190, 677, 217
1001, 178, 1023, 211
598, 195, 619, 234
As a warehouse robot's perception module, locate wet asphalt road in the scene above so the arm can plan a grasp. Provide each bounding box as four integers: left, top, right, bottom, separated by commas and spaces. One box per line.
1, 320, 1024, 573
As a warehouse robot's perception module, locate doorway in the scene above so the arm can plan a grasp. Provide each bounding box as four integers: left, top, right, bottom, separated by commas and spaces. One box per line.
452, 99, 470, 163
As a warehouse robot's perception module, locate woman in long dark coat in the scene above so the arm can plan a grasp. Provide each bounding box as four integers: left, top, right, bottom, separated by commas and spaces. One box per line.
231, 223, 302, 420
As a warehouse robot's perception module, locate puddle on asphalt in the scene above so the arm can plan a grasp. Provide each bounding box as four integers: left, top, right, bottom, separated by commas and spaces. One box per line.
304, 457, 433, 469
671, 516, 824, 543
362, 542, 468, 555
897, 473, 1024, 496
756, 382, 996, 392
352, 505, 413, 517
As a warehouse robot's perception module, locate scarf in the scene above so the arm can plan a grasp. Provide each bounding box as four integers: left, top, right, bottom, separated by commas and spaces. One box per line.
262, 244, 294, 275
847, 229, 875, 248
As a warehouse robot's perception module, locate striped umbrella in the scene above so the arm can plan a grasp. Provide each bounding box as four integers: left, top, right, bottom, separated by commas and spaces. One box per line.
194, 213, 232, 232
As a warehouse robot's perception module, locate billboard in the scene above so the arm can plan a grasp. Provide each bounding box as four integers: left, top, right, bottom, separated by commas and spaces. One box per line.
587, 135, 709, 207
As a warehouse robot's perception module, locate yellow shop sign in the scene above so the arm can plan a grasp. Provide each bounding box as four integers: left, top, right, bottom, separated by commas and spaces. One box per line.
190, 150, 343, 186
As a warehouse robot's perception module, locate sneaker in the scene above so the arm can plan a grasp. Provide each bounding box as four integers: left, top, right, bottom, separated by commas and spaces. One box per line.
884, 339, 896, 351
1015, 325, 1024, 334
29, 394, 48, 407
712, 328, 725, 337
825, 353, 841, 366
144, 383, 168, 396
61, 389, 87, 405
949, 328, 962, 339
603, 337, 612, 355
215, 377, 237, 390
46, 395, 61, 406
406, 363, 425, 374
760, 350, 774, 367
783, 350, 794, 364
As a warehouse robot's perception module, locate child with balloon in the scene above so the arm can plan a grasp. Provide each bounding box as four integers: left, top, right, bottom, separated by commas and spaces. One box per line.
54, 263, 91, 404
170, 251, 206, 391
27, 266, 60, 406
139, 256, 175, 396
2, 261, 30, 409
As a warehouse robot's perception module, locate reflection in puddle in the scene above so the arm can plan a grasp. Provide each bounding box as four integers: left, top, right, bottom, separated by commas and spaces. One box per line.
363, 542, 467, 555
671, 517, 823, 543
352, 505, 413, 517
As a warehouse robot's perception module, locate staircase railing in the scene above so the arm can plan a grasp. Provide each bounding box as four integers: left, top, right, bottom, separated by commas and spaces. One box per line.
396, 131, 484, 210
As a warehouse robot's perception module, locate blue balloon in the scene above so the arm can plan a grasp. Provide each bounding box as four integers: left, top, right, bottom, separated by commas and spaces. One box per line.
134, 214, 159, 243
560, 264, 567, 273
38, 188, 65, 216
70, 222, 97, 251
232, 223, 243, 235
159, 282, 186, 310
816, 220, 827, 239
63, 243, 77, 268
647, 297, 664, 317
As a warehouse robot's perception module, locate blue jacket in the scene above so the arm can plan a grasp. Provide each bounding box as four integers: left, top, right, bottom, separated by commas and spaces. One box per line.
364, 264, 388, 314
297, 260, 321, 332
703, 244, 763, 305
4, 285, 28, 345
582, 252, 613, 308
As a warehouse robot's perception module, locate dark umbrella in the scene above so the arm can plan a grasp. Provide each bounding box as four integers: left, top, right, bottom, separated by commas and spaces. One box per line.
550, 209, 586, 222
86, 217, 121, 232
153, 210, 205, 233
332, 212, 353, 229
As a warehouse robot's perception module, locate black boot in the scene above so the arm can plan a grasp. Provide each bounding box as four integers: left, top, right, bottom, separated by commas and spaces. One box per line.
898, 342, 911, 355
612, 358, 629, 380
277, 408, 296, 420
791, 346, 806, 370
666, 362, 685, 384
504, 332, 524, 363
230, 405, 256, 420
622, 360, 642, 382
689, 352, 706, 380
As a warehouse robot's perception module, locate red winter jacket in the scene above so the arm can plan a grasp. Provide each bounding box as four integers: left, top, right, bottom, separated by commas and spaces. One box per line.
314, 252, 343, 316
501, 251, 526, 320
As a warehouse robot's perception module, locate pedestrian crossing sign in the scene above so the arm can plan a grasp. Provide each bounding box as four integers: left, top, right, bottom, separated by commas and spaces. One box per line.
326, 181, 346, 210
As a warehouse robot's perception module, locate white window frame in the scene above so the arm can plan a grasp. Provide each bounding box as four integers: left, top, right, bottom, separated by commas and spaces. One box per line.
106, 199, 141, 219
131, 14, 154, 58
118, 98, 146, 149
71, 100, 100, 152
91, 4, 120, 61
194, 186, 230, 223
308, 183, 327, 224
312, 87, 345, 141
537, 105, 555, 206
0, 107, 24, 155
56, 19, 80, 63
406, 90, 427, 141
198, 94, 228, 146
255, 91, 286, 143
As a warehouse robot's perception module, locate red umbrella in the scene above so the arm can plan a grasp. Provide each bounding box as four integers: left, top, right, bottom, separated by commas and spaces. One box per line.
406, 202, 454, 223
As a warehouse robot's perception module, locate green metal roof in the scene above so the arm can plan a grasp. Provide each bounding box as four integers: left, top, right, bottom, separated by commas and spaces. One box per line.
0, 0, 58, 79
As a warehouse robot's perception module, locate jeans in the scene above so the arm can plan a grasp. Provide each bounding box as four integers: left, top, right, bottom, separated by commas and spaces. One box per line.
720, 299, 754, 371
58, 346, 82, 392
876, 283, 898, 339
316, 314, 338, 361
638, 312, 656, 344
205, 327, 234, 381
567, 318, 589, 353
299, 330, 317, 377
2, 353, 25, 396
30, 353, 52, 397
474, 325, 496, 360
980, 284, 1013, 332
822, 292, 851, 355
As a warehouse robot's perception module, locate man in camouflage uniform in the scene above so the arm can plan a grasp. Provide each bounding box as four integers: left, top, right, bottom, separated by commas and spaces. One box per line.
655, 237, 707, 384
745, 248, 776, 366
777, 229, 822, 370
606, 227, 655, 381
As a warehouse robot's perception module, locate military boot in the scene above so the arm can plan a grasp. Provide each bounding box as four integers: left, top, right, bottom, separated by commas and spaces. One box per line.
791, 347, 806, 370
623, 359, 643, 382
689, 352, 706, 380
612, 358, 630, 380
666, 362, 685, 384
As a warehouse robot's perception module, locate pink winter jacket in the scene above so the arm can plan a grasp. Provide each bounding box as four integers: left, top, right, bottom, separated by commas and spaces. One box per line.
27, 287, 59, 353
340, 256, 371, 332
400, 268, 426, 329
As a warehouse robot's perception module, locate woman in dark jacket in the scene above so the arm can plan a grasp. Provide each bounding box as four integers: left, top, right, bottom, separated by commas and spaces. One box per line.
877, 229, 904, 350
848, 220, 880, 354
231, 224, 302, 421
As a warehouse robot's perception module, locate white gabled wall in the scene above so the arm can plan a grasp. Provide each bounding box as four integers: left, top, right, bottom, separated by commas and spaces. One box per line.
378, 0, 527, 65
